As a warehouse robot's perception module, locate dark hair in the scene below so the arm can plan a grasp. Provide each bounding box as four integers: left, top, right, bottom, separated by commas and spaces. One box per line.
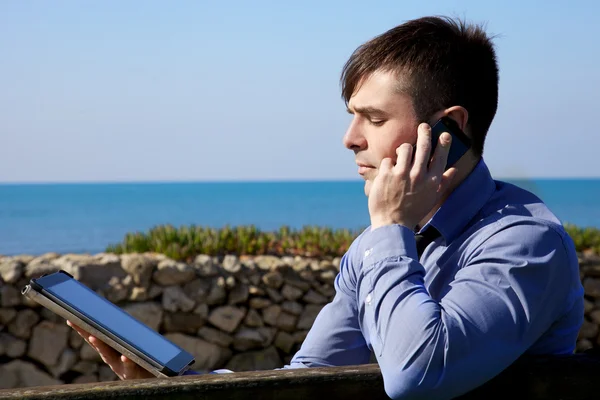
341, 16, 499, 156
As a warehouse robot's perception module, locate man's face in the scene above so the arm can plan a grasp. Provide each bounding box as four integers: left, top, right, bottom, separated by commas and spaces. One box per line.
344, 70, 419, 196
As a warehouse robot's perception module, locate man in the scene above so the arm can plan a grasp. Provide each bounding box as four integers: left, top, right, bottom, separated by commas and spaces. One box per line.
70, 16, 584, 400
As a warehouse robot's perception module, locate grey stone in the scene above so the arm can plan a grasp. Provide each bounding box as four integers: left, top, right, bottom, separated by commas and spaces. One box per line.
165, 333, 232, 371
197, 326, 234, 348
233, 328, 264, 351
0, 285, 21, 307
225, 276, 236, 289
297, 304, 324, 330
0, 307, 17, 325
193, 303, 209, 319
589, 309, 600, 325
164, 312, 206, 334
262, 304, 282, 326
222, 255, 241, 273
80, 342, 102, 361
24, 259, 61, 280
281, 301, 303, 316
162, 285, 195, 313
153, 259, 196, 286
28, 321, 70, 368
578, 319, 599, 339
276, 312, 297, 332
258, 326, 277, 347
274, 331, 295, 353
70, 328, 85, 349
584, 298, 595, 314
147, 285, 163, 299
281, 284, 304, 301
584, 278, 600, 298
129, 286, 148, 301
56, 254, 126, 291
319, 270, 337, 284
50, 348, 78, 378
332, 257, 342, 270
262, 271, 284, 289
303, 289, 328, 304
228, 283, 249, 305
40, 307, 65, 323
8, 309, 40, 339
284, 276, 312, 292
254, 256, 284, 270
194, 255, 220, 277
1, 360, 63, 388
248, 285, 265, 296
0, 366, 18, 389
249, 297, 272, 309
0, 260, 24, 284
225, 346, 282, 371
208, 306, 246, 333
293, 330, 309, 344
105, 276, 130, 303
123, 302, 163, 331
314, 283, 336, 298
72, 360, 99, 375
244, 308, 264, 327
99, 365, 118, 382
183, 279, 211, 303
206, 277, 227, 305
266, 287, 283, 303
121, 254, 157, 287
0, 333, 27, 357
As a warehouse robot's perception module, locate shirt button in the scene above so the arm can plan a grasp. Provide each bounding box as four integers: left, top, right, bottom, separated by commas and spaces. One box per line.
364, 248, 372, 258
365, 292, 373, 305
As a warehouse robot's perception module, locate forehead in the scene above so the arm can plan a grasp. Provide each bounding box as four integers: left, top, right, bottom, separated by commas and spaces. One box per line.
347, 70, 414, 114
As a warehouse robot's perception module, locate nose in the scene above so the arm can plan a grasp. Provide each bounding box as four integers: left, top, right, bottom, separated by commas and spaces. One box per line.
343, 118, 367, 152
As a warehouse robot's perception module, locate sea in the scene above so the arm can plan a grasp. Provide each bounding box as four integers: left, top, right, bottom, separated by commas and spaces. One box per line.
1, 179, 599, 256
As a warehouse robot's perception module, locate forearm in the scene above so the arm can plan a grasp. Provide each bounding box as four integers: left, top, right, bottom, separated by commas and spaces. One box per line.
356, 223, 573, 400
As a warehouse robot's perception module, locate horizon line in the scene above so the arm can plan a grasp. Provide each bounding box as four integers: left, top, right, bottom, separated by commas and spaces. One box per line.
1, 176, 600, 185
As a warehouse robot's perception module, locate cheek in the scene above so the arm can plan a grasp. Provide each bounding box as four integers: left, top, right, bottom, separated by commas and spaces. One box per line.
370, 124, 416, 162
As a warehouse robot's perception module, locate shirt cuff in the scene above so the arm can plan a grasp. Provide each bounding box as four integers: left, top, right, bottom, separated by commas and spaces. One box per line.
359, 224, 418, 265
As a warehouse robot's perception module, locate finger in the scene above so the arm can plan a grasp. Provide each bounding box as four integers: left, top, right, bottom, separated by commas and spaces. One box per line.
438, 167, 458, 193
378, 157, 394, 173
412, 123, 432, 172
394, 143, 413, 174
430, 132, 452, 177
89, 335, 122, 366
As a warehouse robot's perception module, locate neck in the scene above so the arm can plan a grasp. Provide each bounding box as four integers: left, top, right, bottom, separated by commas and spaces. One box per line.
418, 153, 480, 229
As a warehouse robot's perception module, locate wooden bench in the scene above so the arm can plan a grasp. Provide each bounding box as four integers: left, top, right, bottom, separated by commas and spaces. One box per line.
1, 352, 599, 399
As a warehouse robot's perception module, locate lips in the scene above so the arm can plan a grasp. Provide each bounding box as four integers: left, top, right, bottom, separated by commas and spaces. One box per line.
356, 163, 375, 176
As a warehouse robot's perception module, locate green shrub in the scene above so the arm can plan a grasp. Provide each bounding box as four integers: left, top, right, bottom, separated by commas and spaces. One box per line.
106, 224, 361, 261
106, 223, 600, 261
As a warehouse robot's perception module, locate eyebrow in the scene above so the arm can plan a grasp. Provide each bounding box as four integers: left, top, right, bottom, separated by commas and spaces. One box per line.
346, 106, 389, 117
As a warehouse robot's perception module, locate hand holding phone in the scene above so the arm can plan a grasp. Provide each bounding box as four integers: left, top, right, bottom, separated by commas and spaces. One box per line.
429, 116, 472, 170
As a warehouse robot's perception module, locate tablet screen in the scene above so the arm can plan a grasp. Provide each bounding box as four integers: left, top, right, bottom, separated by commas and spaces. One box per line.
46, 277, 181, 365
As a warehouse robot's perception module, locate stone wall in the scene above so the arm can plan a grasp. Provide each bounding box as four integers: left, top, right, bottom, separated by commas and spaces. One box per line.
0, 250, 599, 390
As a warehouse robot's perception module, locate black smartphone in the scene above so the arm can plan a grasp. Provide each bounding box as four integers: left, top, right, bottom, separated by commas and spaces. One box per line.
429, 116, 472, 170
22, 270, 195, 377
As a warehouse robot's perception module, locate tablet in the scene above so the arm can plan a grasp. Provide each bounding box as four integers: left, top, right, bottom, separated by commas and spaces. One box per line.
22, 270, 195, 378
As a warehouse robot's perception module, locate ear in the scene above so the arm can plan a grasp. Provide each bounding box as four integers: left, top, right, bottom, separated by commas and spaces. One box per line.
443, 106, 469, 133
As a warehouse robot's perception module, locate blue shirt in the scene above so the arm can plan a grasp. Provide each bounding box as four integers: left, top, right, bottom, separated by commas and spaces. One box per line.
188, 159, 584, 400
285, 159, 584, 399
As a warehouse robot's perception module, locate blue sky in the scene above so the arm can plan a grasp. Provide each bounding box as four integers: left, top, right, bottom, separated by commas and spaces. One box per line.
1, 0, 597, 182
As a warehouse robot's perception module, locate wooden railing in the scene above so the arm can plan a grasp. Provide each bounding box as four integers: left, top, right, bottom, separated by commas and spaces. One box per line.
1, 352, 599, 400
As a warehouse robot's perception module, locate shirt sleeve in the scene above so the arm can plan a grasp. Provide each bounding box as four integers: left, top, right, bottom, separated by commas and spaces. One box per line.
357, 221, 581, 400
285, 248, 372, 368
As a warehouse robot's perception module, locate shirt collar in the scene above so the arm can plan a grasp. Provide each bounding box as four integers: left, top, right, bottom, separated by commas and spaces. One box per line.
423, 158, 496, 244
